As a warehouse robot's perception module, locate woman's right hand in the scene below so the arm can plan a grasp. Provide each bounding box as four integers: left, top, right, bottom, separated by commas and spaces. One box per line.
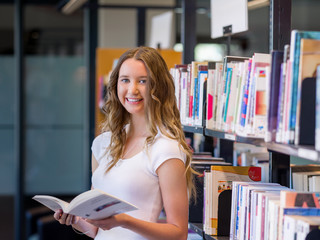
53, 209, 79, 226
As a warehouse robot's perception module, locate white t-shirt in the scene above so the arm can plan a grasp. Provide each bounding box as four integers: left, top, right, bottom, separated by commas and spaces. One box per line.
91, 130, 186, 240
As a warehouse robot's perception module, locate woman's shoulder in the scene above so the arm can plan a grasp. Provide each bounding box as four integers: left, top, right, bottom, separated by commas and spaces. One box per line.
91, 131, 112, 161
93, 131, 112, 146
151, 130, 181, 153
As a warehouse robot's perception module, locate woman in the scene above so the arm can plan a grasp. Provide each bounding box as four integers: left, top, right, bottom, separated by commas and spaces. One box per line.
54, 46, 195, 240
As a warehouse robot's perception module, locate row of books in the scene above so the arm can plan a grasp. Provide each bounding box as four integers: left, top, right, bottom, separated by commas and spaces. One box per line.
202, 165, 262, 236
230, 182, 320, 240
170, 30, 320, 149
292, 165, 320, 192
268, 30, 320, 146
198, 164, 320, 239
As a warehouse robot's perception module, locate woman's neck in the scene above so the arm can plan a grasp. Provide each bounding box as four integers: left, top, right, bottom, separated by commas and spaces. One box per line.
128, 116, 149, 138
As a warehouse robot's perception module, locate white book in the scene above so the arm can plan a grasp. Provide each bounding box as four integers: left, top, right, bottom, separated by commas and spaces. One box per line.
214, 63, 224, 130
253, 66, 269, 138
33, 188, 138, 220
234, 61, 247, 133
268, 199, 280, 240
180, 68, 188, 125
245, 53, 271, 137
283, 215, 299, 240
264, 193, 281, 240
225, 63, 240, 132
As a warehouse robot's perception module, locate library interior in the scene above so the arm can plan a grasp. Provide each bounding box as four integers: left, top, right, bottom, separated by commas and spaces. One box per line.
2, 0, 320, 240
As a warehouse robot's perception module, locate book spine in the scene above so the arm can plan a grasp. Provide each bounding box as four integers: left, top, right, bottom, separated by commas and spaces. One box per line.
316, 65, 320, 151
240, 59, 252, 128
267, 51, 284, 142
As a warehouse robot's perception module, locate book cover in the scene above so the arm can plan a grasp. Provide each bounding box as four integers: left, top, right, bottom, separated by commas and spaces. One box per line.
209, 166, 261, 236
244, 53, 271, 137
253, 66, 269, 138
295, 38, 320, 145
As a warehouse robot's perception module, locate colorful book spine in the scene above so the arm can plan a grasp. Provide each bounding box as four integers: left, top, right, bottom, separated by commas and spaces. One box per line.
206, 62, 216, 129
240, 59, 252, 128
288, 30, 320, 143
196, 65, 208, 126
266, 50, 284, 142
316, 66, 320, 151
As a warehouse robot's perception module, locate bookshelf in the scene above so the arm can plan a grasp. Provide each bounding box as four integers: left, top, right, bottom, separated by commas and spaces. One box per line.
189, 223, 229, 240
180, 0, 301, 238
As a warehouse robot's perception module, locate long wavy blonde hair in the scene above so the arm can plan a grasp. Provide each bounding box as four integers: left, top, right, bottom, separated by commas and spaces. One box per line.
101, 46, 196, 200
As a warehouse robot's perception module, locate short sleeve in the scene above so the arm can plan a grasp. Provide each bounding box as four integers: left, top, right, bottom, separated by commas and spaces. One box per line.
149, 136, 186, 176
91, 132, 111, 163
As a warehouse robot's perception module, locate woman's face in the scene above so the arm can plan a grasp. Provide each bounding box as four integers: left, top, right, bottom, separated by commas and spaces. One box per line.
117, 58, 148, 118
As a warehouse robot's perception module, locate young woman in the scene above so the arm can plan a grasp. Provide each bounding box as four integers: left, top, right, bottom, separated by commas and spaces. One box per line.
54, 46, 196, 240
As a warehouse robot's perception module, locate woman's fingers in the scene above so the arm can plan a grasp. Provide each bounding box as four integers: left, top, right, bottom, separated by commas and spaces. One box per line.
53, 209, 63, 221
59, 212, 68, 224
54, 209, 80, 226
66, 214, 73, 225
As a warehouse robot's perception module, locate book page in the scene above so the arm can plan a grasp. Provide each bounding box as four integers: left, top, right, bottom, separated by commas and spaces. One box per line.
32, 195, 69, 212
68, 193, 137, 220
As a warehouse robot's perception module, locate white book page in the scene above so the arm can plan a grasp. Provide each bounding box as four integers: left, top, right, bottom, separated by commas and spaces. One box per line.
32, 195, 69, 212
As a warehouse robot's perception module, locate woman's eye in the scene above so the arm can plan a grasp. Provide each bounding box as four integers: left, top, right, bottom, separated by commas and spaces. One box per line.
121, 79, 129, 83
139, 79, 147, 84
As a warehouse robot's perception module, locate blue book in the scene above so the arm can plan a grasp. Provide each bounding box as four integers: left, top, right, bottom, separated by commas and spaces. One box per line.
223, 67, 234, 123
288, 30, 320, 143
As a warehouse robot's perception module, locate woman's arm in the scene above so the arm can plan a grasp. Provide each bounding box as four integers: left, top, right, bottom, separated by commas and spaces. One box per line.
86, 158, 189, 240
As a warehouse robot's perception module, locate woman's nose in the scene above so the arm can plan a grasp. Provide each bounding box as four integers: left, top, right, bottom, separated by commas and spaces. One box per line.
128, 82, 138, 94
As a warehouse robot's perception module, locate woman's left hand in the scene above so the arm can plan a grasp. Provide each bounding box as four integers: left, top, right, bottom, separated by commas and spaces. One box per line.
86, 213, 129, 231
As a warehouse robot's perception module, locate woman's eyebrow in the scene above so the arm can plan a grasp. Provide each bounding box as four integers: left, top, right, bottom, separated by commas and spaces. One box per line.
119, 75, 129, 78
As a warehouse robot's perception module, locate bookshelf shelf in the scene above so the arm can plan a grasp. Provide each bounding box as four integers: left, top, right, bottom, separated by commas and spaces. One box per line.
188, 223, 229, 240
204, 129, 265, 146
183, 125, 320, 162
182, 125, 204, 134
266, 143, 320, 161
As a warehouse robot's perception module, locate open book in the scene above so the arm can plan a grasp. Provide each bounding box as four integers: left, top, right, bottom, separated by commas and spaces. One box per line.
32, 188, 138, 220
